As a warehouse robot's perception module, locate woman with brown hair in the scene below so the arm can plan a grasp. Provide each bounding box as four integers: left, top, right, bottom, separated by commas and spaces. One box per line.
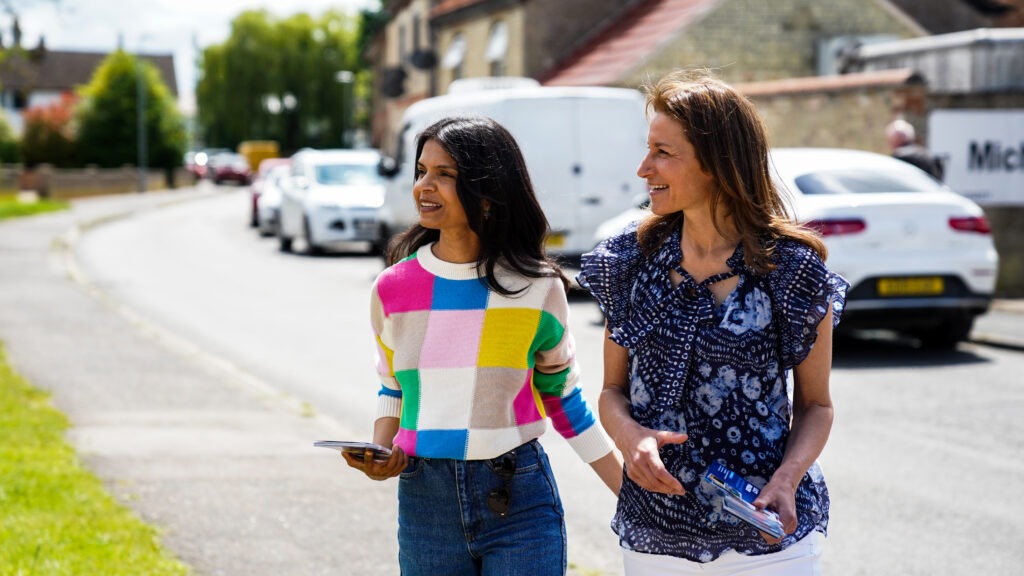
578, 71, 848, 574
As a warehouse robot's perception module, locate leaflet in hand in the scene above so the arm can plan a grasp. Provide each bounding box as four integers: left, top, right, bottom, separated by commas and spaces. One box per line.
703, 462, 785, 539
314, 440, 392, 463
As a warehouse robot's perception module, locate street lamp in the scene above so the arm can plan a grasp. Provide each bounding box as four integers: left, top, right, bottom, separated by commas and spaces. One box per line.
335, 70, 354, 148
136, 34, 152, 193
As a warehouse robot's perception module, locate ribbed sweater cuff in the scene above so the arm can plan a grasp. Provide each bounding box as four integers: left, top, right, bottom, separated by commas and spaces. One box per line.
567, 424, 614, 463
376, 394, 402, 420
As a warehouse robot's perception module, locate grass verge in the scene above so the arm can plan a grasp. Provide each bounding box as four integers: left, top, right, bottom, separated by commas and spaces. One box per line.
0, 343, 188, 575
0, 194, 69, 221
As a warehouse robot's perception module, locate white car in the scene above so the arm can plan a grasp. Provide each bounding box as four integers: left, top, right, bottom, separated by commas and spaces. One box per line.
591, 148, 999, 348
277, 149, 387, 255
255, 164, 292, 237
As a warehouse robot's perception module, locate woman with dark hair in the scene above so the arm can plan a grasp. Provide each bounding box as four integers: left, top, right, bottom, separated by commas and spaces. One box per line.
344, 115, 622, 575
578, 71, 848, 574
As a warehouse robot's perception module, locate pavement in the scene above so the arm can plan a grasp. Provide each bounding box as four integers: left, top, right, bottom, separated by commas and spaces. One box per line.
0, 188, 1022, 575
0, 188, 403, 576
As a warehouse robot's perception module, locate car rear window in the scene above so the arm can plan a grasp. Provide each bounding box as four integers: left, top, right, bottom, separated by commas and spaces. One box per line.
315, 163, 381, 186
793, 168, 945, 195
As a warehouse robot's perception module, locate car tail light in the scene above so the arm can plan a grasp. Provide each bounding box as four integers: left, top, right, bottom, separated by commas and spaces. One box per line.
804, 219, 866, 236
948, 216, 991, 234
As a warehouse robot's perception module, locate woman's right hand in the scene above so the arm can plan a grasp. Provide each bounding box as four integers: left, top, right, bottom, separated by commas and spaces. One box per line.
617, 422, 688, 495
342, 445, 408, 481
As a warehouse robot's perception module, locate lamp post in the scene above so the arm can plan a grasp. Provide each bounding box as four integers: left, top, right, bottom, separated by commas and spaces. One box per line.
335, 70, 354, 148
136, 35, 152, 193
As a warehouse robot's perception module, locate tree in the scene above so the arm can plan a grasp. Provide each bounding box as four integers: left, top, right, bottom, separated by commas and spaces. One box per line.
196, 9, 361, 153
75, 51, 186, 169
0, 107, 19, 164
19, 92, 76, 167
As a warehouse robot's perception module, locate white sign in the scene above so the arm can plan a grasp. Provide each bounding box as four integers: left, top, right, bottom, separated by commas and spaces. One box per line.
929, 109, 1024, 206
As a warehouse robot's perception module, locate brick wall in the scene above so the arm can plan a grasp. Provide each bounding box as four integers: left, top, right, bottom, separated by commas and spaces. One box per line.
20, 165, 186, 199
624, 0, 923, 86
742, 75, 926, 152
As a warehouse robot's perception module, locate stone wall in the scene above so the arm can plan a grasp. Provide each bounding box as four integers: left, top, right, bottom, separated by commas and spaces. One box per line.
624, 0, 924, 87
740, 70, 926, 152
19, 165, 191, 199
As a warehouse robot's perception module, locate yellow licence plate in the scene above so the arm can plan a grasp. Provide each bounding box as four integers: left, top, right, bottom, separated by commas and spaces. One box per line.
545, 233, 566, 248
877, 277, 944, 297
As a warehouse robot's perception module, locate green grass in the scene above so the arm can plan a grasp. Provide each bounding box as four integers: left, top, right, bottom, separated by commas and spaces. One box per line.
0, 194, 69, 221
0, 343, 189, 575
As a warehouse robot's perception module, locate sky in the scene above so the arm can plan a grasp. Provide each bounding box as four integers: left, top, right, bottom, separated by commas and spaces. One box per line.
8, 0, 379, 113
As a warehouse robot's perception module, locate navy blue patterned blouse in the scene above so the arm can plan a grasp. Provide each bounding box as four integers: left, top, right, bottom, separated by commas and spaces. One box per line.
577, 221, 848, 562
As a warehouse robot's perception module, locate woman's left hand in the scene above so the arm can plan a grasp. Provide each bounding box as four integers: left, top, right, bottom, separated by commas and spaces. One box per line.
752, 476, 798, 544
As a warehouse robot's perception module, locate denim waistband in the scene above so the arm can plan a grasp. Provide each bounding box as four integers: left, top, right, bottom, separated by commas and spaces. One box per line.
489, 438, 540, 464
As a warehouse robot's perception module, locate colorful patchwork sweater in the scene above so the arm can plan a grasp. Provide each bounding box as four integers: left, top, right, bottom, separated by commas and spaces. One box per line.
370, 243, 612, 463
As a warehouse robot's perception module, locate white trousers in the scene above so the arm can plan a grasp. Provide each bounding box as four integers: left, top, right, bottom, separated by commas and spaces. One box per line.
622, 531, 824, 576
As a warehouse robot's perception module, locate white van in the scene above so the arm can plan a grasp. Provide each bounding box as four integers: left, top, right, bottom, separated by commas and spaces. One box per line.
378, 79, 649, 260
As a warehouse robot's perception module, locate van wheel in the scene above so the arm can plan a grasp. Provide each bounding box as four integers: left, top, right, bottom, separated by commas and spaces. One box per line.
278, 234, 293, 253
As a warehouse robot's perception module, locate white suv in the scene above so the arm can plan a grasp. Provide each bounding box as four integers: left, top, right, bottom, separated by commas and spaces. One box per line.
277, 149, 386, 255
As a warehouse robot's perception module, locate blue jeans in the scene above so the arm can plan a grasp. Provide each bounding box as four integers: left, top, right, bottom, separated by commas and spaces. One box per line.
397, 439, 567, 576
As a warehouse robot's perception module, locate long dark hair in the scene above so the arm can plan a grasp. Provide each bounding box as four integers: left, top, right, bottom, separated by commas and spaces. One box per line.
638, 71, 826, 273
387, 115, 567, 294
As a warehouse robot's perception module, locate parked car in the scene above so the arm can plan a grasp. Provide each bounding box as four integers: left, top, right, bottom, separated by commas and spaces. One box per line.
278, 149, 386, 255
184, 147, 230, 181
249, 157, 291, 227
592, 148, 999, 348
255, 164, 292, 237
208, 152, 253, 185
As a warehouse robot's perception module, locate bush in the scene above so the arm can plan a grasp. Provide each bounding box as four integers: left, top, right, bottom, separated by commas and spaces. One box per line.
20, 93, 79, 167
0, 113, 19, 163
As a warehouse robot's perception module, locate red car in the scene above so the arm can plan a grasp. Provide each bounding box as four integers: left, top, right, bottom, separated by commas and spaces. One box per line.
209, 153, 253, 186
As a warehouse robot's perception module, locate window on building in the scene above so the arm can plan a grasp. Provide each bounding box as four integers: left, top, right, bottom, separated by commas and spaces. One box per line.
486, 21, 508, 77
442, 33, 466, 81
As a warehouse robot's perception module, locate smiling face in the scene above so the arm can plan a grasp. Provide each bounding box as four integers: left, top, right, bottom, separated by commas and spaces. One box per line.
414, 139, 474, 237
636, 111, 716, 216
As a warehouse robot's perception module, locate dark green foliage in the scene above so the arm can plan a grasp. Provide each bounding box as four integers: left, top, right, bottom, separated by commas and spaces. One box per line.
196, 9, 362, 153
75, 51, 187, 169
0, 112, 20, 164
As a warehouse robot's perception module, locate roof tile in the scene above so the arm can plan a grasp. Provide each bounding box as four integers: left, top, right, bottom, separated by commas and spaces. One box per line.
0, 49, 177, 95
431, 0, 487, 18
737, 69, 922, 96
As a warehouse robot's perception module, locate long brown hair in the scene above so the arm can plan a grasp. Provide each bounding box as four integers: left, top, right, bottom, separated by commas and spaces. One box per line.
637, 70, 825, 273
